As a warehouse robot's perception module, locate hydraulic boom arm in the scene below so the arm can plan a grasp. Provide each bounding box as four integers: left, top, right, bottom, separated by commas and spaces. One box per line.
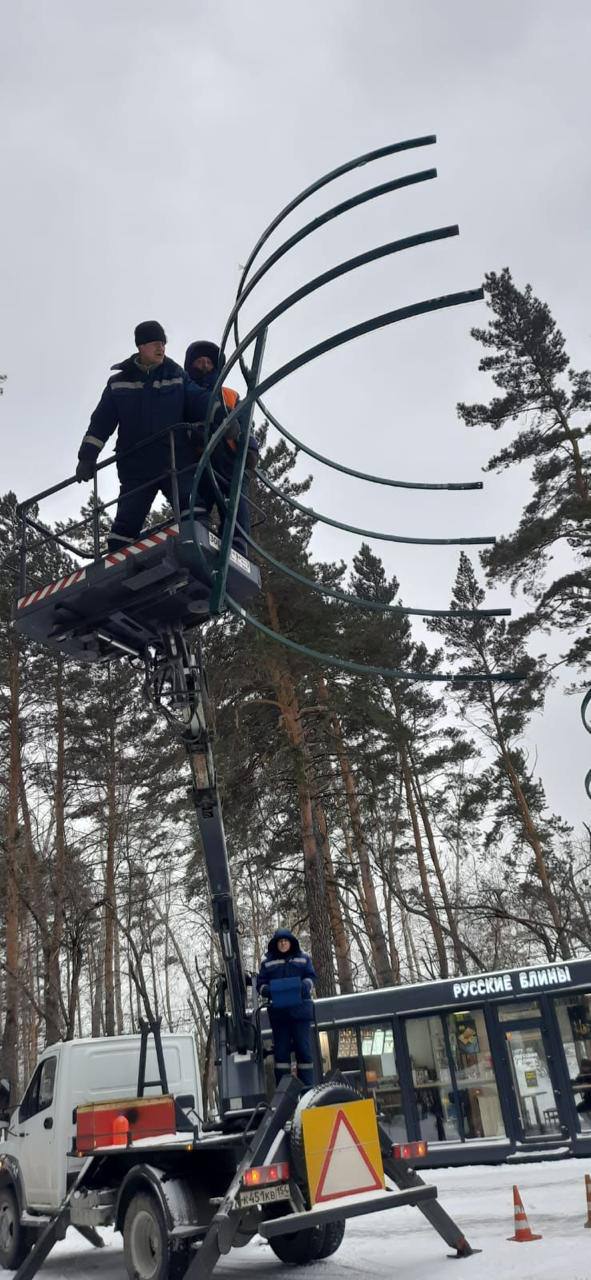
145, 626, 266, 1121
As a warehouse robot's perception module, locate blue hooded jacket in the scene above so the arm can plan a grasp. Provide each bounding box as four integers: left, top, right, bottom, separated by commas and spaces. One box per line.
256, 930, 316, 1023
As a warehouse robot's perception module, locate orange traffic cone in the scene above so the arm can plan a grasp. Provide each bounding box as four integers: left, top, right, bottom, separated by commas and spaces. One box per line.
584, 1173, 591, 1228
507, 1185, 542, 1242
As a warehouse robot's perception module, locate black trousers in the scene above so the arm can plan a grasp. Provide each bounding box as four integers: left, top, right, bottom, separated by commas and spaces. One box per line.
108, 464, 251, 553
270, 1016, 315, 1087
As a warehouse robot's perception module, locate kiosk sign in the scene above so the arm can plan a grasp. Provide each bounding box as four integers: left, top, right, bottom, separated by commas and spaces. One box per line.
452, 965, 572, 1002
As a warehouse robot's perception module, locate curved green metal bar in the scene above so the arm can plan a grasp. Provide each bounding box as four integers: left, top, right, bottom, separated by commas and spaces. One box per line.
581, 687, 591, 732
225, 224, 458, 403
240, 526, 510, 619
225, 594, 523, 685
189, 290, 488, 571
582, 688, 591, 800
254, 400, 483, 492
221, 168, 438, 357
198, 289, 485, 471
246, 289, 485, 405
234, 135, 436, 306
256, 467, 494, 547
186, 419, 506, 614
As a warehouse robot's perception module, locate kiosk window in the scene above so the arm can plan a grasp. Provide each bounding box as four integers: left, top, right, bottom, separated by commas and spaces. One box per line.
359, 1024, 406, 1142
318, 1025, 363, 1090
447, 1010, 505, 1138
406, 1016, 460, 1143
554, 993, 591, 1132
318, 1022, 407, 1140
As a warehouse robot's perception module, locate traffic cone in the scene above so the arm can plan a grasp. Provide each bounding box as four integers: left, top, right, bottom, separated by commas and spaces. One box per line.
507, 1185, 542, 1242
584, 1173, 591, 1228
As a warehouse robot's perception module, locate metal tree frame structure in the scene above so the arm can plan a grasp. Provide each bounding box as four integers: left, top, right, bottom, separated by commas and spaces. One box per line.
188, 134, 520, 685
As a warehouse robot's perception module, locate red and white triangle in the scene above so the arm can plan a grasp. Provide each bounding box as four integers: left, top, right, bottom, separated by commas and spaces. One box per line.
315, 1109, 383, 1202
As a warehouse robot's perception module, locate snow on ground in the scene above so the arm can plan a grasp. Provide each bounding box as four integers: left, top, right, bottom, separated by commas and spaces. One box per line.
7, 1158, 591, 1280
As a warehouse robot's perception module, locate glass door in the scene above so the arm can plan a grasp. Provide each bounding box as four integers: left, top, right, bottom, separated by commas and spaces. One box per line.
503, 1024, 562, 1139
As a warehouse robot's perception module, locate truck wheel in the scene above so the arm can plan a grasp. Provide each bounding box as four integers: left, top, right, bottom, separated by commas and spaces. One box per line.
123, 1192, 187, 1280
0, 1186, 31, 1270
316, 1218, 346, 1258
268, 1223, 327, 1266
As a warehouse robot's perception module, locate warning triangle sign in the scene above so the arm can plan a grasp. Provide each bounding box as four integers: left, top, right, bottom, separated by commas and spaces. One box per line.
315, 1108, 383, 1202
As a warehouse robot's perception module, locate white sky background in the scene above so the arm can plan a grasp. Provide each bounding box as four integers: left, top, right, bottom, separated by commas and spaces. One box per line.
1, 0, 590, 830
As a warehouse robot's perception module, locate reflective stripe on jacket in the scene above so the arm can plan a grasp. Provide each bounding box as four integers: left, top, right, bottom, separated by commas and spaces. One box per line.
78, 355, 211, 477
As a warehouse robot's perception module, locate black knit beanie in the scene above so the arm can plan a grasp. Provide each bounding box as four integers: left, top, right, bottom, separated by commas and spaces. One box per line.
134, 321, 167, 346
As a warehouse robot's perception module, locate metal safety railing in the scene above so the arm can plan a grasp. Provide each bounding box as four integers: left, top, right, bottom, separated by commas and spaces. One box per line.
15, 422, 263, 599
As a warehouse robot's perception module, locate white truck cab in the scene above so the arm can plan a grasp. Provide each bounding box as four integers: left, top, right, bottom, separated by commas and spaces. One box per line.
0, 1034, 200, 1213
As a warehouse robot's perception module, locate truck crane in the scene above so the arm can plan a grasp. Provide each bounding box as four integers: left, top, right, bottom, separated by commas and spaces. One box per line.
0, 438, 478, 1279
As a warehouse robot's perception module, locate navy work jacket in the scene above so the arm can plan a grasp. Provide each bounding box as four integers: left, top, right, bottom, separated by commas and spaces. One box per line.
257, 933, 316, 1023
78, 355, 211, 479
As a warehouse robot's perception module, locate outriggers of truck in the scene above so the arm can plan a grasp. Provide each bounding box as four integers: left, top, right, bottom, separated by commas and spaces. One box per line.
2, 419, 479, 1280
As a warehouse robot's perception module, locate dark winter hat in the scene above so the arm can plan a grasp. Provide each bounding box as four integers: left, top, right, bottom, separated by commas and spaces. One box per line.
267, 929, 301, 957
184, 340, 220, 373
134, 320, 167, 346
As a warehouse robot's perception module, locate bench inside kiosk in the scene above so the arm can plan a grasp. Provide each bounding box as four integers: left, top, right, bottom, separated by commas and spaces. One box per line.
313, 956, 591, 1166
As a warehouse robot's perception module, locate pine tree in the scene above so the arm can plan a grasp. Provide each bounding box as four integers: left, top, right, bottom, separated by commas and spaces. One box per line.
430, 552, 570, 958
458, 268, 591, 666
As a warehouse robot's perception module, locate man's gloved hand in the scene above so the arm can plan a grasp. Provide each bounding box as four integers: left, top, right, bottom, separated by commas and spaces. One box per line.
259, 984, 270, 1001
76, 458, 95, 483
302, 979, 314, 998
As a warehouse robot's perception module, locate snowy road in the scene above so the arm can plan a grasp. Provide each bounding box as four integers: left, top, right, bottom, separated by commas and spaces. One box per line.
7, 1158, 591, 1280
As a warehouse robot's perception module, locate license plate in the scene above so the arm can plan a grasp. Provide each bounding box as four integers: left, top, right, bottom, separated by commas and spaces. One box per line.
239, 1183, 291, 1208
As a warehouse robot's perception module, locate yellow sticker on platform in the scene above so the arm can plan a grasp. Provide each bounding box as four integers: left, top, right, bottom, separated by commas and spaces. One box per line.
301, 1098, 385, 1204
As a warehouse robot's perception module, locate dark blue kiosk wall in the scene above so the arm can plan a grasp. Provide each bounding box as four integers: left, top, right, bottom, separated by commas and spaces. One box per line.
314, 957, 591, 1164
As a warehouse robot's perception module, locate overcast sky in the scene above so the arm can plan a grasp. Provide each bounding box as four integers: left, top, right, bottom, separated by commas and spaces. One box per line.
2, 0, 590, 829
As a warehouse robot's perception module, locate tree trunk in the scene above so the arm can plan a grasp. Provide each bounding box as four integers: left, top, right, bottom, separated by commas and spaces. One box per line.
263, 592, 335, 995
323, 689, 394, 986
312, 795, 354, 993
401, 748, 449, 977
409, 751, 468, 974
487, 684, 570, 958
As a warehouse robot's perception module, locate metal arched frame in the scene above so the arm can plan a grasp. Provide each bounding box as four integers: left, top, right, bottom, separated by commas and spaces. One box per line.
186, 135, 522, 685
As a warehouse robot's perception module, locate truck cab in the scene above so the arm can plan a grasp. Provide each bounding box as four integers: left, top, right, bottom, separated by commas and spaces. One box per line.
0, 1034, 200, 1214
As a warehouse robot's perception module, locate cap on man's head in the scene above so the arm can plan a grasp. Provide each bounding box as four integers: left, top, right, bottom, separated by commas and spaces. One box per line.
134, 320, 167, 346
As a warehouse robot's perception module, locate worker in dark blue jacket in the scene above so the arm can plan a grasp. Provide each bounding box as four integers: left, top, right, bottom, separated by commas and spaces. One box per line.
256, 929, 316, 1087
183, 341, 258, 556
75, 322, 214, 552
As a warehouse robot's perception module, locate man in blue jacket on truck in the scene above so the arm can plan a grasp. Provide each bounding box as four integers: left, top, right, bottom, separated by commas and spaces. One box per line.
257, 929, 316, 1087
75, 321, 216, 552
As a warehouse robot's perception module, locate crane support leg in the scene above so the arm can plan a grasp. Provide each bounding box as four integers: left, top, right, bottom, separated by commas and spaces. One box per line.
184, 1076, 303, 1279
379, 1128, 479, 1258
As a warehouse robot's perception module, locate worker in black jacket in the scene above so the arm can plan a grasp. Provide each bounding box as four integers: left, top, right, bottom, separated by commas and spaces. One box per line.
76, 322, 214, 552
183, 340, 258, 556
256, 929, 317, 1087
